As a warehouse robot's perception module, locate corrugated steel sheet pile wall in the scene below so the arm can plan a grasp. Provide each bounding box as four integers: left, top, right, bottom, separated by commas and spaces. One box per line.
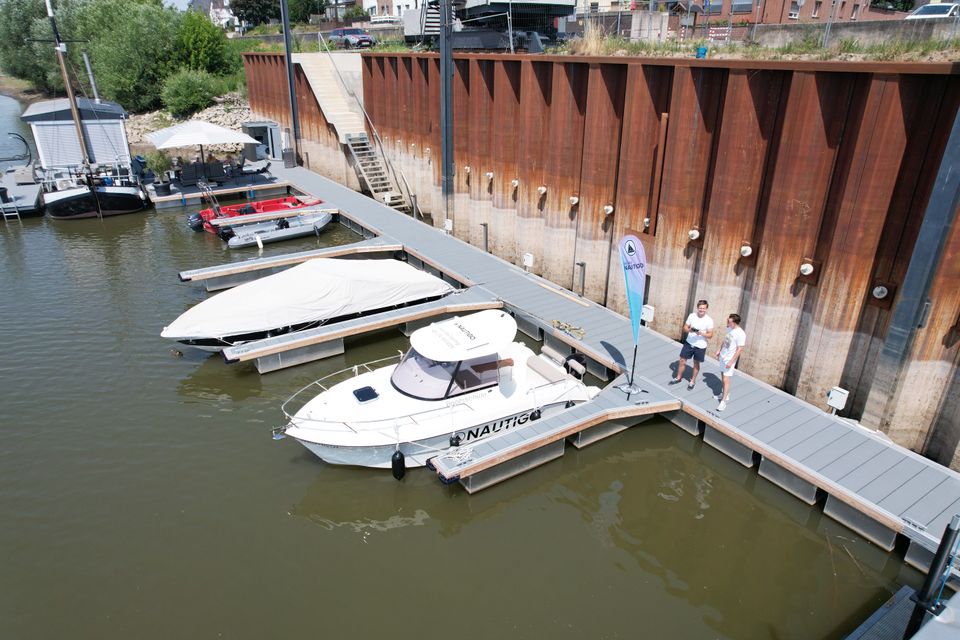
243, 52, 960, 469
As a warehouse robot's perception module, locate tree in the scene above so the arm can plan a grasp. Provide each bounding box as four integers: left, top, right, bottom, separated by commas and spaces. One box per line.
176, 10, 231, 75
230, 0, 279, 27
288, 0, 327, 23
78, 0, 182, 111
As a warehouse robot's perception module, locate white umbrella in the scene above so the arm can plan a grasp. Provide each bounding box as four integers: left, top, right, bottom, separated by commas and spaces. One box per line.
146, 120, 259, 149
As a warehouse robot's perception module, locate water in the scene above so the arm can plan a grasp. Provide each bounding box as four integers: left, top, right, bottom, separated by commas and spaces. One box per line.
0, 94, 920, 639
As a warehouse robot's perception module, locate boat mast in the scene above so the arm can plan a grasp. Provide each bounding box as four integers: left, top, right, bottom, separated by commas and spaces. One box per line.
44, 0, 91, 168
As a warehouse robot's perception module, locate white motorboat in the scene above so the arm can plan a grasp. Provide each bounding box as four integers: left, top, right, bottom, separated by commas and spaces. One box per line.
278, 310, 600, 470
218, 210, 333, 249
161, 258, 454, 351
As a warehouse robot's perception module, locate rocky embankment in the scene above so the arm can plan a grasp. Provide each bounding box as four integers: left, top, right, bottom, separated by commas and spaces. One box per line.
126, 92, 252, 156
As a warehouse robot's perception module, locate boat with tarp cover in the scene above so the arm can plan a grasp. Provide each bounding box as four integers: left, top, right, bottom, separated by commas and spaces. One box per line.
277, 309, 600, 469
161, 258, 455, 351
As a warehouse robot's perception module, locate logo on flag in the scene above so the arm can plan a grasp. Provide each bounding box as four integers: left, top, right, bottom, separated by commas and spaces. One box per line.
619, 235, 647, 345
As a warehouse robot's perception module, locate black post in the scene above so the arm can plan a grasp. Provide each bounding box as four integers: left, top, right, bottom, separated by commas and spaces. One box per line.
439, 0, 454, 227
866, 101, 960, 442
903, 514, 960, 639
279, 0, 301, 161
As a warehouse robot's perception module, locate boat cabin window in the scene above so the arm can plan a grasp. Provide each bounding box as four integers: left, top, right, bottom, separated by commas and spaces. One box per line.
390, 348, 502, 400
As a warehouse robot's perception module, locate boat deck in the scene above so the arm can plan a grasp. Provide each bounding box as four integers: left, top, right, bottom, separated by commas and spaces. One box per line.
193, 164, 960, 570
0, 166, 43, 217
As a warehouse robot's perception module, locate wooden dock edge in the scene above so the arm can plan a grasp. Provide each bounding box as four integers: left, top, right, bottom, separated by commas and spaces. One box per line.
682, 403, 905, 547
224, 298, 504, 363
435, 398, 682, 482
178, 240, 403, 282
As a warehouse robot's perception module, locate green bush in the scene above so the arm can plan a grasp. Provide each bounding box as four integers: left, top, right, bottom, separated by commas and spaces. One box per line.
162, 68, 219, 117
176, 10, 231, 75
145, 149, 172, 176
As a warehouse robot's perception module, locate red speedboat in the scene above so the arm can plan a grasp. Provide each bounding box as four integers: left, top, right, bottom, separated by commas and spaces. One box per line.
187, 195, 322, 233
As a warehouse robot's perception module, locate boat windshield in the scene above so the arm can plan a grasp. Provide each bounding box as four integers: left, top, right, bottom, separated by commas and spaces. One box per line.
390, 348, 500, 400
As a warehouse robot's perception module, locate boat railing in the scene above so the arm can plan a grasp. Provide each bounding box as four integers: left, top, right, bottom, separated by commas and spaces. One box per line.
278, 354, 588, 439
280, 353, 405, 426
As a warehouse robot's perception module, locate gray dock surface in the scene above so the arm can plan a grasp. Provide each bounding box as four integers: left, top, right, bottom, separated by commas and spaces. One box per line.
254, 165, 960, 562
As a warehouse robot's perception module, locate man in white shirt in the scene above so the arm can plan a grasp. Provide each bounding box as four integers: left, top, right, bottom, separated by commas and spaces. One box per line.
670, 300, 714, 390
714, 313, 746, 411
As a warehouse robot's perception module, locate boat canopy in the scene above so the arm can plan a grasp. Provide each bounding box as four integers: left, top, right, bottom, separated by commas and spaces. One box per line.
161, 258, 454, 340
409, 310, 517, 362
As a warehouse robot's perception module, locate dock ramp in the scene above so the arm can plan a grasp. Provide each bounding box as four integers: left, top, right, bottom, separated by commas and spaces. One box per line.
177, 237, 402, 291
429, 376, 681, 493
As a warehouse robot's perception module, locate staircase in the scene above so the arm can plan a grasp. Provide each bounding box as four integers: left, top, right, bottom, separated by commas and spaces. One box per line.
293, 53, 410, 212
345, 133, 408, 211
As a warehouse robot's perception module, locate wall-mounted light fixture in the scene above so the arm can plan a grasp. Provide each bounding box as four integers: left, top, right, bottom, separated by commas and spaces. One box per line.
425, 147, 431, 154
410, 142, 416, 148
511, 178, 520, 189
537, 185, 547, 196
739, 244, 752, 258
485, 171, 494, 182
463, 165, 471, 174
688, 228, 701, 241
799, 262, 815, 277
569, 196, 579, 206
872, 285, 889, 300
643, 217, 651, 229
602, 204, 615, 216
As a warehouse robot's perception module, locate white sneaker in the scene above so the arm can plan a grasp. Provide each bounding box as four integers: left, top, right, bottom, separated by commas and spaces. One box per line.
717, 400, 727, 411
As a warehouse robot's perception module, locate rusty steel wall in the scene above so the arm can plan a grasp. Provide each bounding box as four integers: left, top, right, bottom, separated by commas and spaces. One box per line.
244, 52, 960, 467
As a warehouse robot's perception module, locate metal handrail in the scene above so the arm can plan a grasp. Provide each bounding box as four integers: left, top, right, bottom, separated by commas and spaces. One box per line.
316, 35, 420, 218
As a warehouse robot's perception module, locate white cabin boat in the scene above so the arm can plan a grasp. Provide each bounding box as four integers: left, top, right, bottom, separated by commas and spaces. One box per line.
279, 310, 600, 469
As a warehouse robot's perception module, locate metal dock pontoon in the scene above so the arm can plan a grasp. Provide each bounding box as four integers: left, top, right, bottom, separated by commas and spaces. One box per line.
178, 164, 960, 575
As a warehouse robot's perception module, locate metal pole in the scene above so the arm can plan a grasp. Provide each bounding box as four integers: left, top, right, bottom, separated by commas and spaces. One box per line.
751, 0, 761, 42
45, 0, 88, 167
865, 100, 960, 442
903, 515, 960, 639
480, 222, 489, 252
507, 7, 514, 53
81, 51, 100, 104
439, 0, 454, 228
279, 0, 301, 160
822, 0, 839, 48
576, 261, 586, 296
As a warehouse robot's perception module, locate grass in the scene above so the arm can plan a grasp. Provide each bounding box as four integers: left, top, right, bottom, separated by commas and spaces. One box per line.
553, 30, 960, 62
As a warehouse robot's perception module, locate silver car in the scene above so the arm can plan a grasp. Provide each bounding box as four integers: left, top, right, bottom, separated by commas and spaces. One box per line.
328, 27, 377, 48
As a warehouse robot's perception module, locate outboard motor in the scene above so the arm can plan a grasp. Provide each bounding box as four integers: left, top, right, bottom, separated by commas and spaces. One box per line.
217, 227, 236, 242
276, 218, 290, 230
187, 212, 204, 231
391, 450, 406, 480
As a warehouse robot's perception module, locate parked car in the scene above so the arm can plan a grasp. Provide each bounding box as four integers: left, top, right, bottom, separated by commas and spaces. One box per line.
905, 3, 959, 18
328, 28, 377, 48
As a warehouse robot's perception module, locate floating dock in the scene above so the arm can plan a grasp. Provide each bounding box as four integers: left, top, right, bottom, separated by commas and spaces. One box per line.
179, 163, 960, 574
148, 176, 289, 210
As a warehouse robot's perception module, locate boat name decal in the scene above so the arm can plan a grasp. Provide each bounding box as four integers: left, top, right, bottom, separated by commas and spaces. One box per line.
456, 411, 531, 443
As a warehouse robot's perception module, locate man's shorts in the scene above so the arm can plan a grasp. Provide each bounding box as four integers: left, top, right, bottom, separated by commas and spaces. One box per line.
719, 358, 736, 377
679, 342, 706, 363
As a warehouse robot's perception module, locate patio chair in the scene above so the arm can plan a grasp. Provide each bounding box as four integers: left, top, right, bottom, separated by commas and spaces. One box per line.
179, 162, 203, 187
205, 162, 229, 185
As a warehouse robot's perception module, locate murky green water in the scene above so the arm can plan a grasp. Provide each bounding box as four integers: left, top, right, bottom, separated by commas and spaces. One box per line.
0, 94, 920, 639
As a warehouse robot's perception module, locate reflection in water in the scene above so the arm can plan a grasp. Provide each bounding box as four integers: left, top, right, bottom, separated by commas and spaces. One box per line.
176, 353, 264, 404
0, 116, 922, 638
